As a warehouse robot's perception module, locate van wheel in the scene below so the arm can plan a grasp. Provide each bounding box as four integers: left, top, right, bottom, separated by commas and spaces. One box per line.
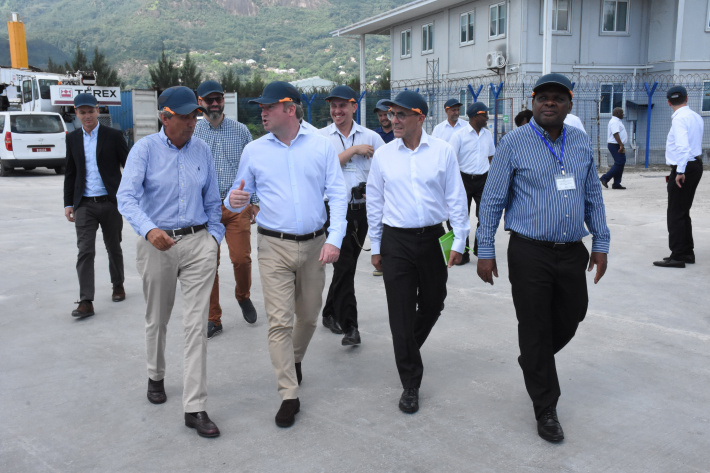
0, 162, 11, 176
54, 165, 66, 175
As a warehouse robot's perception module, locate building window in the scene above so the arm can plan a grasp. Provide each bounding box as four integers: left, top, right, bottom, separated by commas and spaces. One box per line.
601, 0, 629, 34
460, 11, 475, 45
422, 23, 434, 54
539, 0, 571, 34
702, 81, 710, 113
489, 2, 506, 39
400, 29, 411, 58
706, 0, 710, 32
600, 83, 624, 114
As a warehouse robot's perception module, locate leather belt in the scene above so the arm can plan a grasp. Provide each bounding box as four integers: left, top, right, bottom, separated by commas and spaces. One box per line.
348, 203, 366, 211
257, 227, 324, 241
510, 231, 581, 249
163, 224, 207, 238
83, 195, 109, 203
385, 224, 442, 235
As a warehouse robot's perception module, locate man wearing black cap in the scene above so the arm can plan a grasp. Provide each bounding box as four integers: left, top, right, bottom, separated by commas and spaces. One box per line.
372, 99, 394, 144
64, 93, 128, 319
319, 85, 385, 345
226, 81, 347, 428
367, 90, 469, 414
476, 73, 610, 442
118, 86, 225, 438
653, 85, 704, 268
193, 80, 257, 338
448, 101, 496, 264
431, 98, 467, 142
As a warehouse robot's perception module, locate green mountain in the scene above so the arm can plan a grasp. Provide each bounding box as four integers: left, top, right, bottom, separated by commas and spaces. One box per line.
0, 0, 405, 88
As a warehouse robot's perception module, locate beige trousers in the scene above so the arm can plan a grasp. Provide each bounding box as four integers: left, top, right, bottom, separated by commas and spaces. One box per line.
136, 229, 218, 412
257, 233, 326, 400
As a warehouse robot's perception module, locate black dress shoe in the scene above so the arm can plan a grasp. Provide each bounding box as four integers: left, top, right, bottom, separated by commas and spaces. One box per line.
398, 387, 419, 414
147, 378, 167, 404
295, 362, 302, 385
275, 399, 300, 428
537, 406, 564, 442
72, 300, 95, 318
600, 177, 609, 188
342, 327, 361, 346
664, 255, 695, 264
185, 411, 220, 438
611, 185, 627, 190
322, 315, 343, 334
455, 252, 471, 266
653, 258, 685, 268
112, 285, 126, 302
239, 298, 257, 324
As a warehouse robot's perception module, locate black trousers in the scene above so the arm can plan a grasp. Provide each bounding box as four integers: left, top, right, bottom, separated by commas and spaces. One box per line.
322, 208, 368, 331
446, 171, 487, 255
507, 234, 589, 419
74, 198, 124, 301
381, 224, 447, 389
668, 159, 703, 260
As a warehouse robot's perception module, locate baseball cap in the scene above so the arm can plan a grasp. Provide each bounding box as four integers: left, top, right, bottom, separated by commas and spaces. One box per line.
666, 85, 687, 100
380, 90, 428, 117
466, 102, 488, 117
158, 86, 206, 115
196, 80, 223, 99
532, 73, 574, 98
248, 81, 301, 105
444, 98, 463, 109
373, 99, 389, 113
74, 93, 98, 108
325, 85, 358, 102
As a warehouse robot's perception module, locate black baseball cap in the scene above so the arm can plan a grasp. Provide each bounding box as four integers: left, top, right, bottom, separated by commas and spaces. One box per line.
248, 81, 301, 105
74, 93, 98, 108
381, 90, 428, 117
532, 73, 574, 98
466, 102, 488, 117
196, 80, 223, 99
444, 98, 462, 109
325, 85, 358, 102
373, 99, 389, 113
666, 86, 687, 100
158, 86, 206, 115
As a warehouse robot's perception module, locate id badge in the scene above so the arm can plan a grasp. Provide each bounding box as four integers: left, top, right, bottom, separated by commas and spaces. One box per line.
343, 161, 357, 173
555, 174, 576, 191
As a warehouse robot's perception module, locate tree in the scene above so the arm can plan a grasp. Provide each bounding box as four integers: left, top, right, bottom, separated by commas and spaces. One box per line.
64, 42, 88, 72
374, 69, 390, 91
149, 47, 179, 90
46, 57, 65, 74
179, 52, 202, 89
91, 47, 122, 87
220, 68, 241, 93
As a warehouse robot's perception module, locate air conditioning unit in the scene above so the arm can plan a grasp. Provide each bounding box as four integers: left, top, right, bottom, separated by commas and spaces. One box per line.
486, 51, 506, 69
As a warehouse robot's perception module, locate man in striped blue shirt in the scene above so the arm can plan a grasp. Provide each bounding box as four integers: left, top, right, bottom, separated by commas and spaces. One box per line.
476, 74, 610, 443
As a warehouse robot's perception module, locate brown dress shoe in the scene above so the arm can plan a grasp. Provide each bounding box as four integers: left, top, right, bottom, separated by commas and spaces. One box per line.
72, 300, 95, 318
147, 378, 167, 404
112, 285, 126, 302
275, 399, 300, 427
185, 411, 220, 438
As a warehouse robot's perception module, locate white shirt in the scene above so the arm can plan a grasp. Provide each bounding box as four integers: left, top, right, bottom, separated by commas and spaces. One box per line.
318, 121, 385, 203
449, 124, 496, 175
564, 114, 586, 133
224, 126, 347, 248
300, 120, 318, 132
666, 105, 704, 173
431, 118, 468, 142
366, 132, 470, 255
606, 116, 627, 144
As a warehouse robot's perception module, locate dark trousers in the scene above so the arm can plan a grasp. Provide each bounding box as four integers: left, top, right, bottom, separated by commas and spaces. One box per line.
322, 208, 368, 331
507, 234, 589, 419
668, 159, 703, 259
381, 224, 447, 389
446, 171, 487, 255
74, 198, 124, 301
601, 144, 626, 186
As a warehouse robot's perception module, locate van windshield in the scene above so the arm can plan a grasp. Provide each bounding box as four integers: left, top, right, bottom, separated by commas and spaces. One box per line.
11, 114, 64, 133
38, 80, 59, 100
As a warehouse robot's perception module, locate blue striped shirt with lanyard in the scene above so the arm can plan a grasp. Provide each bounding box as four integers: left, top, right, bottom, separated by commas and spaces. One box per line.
476, 117, 610, 259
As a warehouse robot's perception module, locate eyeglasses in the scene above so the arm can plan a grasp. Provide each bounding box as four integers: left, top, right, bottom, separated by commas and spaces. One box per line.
387, 111, 419, 121
201, 95, 224, 105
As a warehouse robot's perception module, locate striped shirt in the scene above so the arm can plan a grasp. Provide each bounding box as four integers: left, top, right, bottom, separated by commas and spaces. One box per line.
476, 118, 610, 259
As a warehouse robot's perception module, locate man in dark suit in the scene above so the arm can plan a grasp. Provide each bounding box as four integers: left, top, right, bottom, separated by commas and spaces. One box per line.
63, 93, 129, 318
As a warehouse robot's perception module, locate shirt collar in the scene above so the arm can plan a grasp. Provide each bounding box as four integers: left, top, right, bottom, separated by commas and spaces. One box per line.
159, 127, 192, 150
395, 130, 431, 152
83, 123, 99, 139
671, 105, 689, 119
330, 120, 362, 139
265, 125, 309, 146
529, 117, 564, 143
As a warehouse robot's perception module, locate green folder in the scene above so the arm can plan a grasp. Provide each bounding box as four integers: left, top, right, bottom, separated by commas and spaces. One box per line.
439, 230, 455, 265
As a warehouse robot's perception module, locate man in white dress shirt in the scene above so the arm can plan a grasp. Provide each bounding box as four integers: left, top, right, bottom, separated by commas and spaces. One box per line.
367, 90, 470, 414
563, 112, 586, 133
600, 108, 628, 190
226, 81, 347, 427
431, 98, 468, 142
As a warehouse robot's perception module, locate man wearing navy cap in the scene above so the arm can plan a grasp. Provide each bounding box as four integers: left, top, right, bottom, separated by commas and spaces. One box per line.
226, 81, 347, 428
118, 86, 225, 438
64, 93, 128, 319
367, 90, 469, 415
431, 98, 467, 141
653, 85, 704, 268
193, 80, 257, 338
448, 102, 496, 264
372, 99, 394, 144
477, 73, 609, 442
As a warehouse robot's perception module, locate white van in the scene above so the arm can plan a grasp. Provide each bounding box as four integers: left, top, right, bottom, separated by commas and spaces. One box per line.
0, 111, 67, 176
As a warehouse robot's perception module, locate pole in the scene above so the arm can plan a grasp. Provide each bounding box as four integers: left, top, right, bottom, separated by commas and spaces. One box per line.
355, 91, 366, 124
643, 82, 657, 169
301, 93, 317, 124
490, 82, 504, 145
467, 84, 483, 102
542, 0, 553, 74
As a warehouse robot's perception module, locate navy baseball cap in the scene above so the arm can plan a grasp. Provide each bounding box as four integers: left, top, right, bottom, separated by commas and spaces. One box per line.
532, 73, 574, 98
325, 85, 358, 102
381, 90, 428, 116
158, 86, 206, 115
444, 98, 462, 109
197, 80, 223, 99
248, 81, 301, 105
466, 102, 488, 117
74, 93, 98, 108
666, 86, 687, 100
373, 99, 389, 113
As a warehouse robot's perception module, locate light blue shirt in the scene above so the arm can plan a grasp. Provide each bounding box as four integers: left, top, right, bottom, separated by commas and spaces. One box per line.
224, 126, 347, 249
82, 123, 107, 197
117, 128, 225, 242
476, 118, 610, 259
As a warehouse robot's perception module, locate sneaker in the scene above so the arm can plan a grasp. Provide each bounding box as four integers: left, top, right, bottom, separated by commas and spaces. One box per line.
207, 321, 223, 339
373, 270, 383, 276
71, 300, 95, 319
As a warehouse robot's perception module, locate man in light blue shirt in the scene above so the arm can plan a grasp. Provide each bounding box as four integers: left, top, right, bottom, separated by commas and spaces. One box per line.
117, 86, 225, 439
226, 81, 346, 428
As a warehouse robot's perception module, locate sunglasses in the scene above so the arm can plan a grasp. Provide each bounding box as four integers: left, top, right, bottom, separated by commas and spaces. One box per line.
202, 95, 224, 105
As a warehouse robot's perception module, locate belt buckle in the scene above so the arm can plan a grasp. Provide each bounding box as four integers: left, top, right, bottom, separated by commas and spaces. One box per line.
553, 242, 566, 247
415, 227, 425, 235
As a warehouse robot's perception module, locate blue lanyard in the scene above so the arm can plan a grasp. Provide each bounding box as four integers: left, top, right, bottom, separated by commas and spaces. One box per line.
529, 123, 567, 175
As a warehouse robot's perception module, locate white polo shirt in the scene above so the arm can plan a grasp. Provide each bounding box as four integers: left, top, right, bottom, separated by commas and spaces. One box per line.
431, 118, 468, 142
449, 124, 496, 175
606, 116, 628, 144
